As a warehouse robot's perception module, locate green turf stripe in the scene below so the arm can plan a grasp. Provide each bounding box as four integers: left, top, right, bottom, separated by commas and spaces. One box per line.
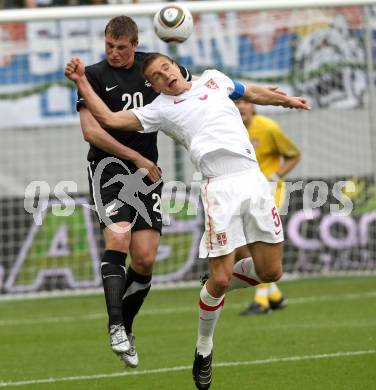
1, 290, 376, 327
0, 350, 374, 388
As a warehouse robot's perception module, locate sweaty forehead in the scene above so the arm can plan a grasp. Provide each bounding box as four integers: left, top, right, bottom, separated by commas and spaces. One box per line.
105, 35, 132, 46
147, 58, 171, 75
152, 57, 170, 69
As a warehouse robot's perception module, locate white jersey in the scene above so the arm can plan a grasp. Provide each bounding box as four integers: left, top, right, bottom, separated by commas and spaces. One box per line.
131, 69, 256, 171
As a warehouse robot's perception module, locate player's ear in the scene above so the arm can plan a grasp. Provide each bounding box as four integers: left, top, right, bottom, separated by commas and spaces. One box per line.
145, 76, 160, 93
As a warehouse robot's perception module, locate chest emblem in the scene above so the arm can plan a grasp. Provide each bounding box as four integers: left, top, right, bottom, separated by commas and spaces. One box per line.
205, 79, 219, 89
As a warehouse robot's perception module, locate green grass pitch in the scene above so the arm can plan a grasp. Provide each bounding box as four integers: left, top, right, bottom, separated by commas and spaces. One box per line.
0, 276, 375, 389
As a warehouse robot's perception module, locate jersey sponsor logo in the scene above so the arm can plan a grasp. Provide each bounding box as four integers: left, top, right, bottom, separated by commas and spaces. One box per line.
174, 98, 186, 104
205, 79, 219, 89
145, 80, 152, 87
216, 232, 227, 246
105, 85, 119, 92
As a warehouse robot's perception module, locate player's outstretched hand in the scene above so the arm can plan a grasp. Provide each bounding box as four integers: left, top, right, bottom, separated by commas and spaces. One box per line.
64, 57, 85, 82
284, 97, 310, 110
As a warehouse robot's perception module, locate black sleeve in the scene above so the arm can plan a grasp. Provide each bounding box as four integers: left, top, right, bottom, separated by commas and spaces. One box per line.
76, 67, 101, 112
179, 65, 192, 82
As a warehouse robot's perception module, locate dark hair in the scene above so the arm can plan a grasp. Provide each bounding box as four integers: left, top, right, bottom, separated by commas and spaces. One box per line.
141, 53, 174, 79
104, 16, 138, 44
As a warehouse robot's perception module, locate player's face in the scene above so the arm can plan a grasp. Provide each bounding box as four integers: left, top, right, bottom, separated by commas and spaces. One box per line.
234, 99, 255, 126
105, 34, 138, 68
144, 57, 190, 96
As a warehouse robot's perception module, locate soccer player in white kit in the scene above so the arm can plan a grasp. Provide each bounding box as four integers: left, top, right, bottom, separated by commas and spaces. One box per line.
65, 53, 310, 390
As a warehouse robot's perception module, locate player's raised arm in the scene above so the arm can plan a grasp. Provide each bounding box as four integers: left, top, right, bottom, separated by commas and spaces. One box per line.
242, 83, 310, 110
65, 57, 143, 131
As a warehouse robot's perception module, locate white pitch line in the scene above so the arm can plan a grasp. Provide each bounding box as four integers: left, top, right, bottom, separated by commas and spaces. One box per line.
0, 350, 374, 388
0, 291, 375, 327
0, 313, 104, 327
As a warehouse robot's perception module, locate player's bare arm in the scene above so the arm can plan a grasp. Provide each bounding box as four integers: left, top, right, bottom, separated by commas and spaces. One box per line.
65, 57, 144, 131
269, 154, 301, 181
80, 108, 160, 182
243, 84, 310, 110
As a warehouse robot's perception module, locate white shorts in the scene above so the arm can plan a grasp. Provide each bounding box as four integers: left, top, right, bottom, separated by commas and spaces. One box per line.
199, 167, 284, 258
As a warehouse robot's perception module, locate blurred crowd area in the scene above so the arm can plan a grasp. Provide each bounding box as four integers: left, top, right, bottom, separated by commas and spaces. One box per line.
0, 0, 207, 8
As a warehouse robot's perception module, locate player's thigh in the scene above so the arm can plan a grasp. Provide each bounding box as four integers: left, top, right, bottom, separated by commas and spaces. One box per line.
235, 245, 251, 261
129, 229, 160, 274
246, 241, 283, 281
103, 222, 132, 252
88, 160, 135, 235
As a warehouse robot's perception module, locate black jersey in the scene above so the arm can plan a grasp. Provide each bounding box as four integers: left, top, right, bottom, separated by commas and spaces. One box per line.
77, 52, 191, 166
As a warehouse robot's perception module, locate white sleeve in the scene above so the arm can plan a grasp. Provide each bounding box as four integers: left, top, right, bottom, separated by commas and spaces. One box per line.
131, 101, 162, 133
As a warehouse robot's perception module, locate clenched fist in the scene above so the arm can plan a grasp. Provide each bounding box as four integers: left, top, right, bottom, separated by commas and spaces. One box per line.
64, 57, 85, 82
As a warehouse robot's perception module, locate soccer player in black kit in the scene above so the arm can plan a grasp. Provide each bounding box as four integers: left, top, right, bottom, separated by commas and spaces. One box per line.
77, 16, 191, 367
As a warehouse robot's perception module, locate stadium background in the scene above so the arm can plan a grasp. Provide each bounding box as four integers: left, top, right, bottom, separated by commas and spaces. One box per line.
0, 1, 376, 295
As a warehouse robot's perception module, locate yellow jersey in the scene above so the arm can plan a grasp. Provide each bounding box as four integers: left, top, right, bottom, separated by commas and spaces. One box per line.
246, 114, 300, 207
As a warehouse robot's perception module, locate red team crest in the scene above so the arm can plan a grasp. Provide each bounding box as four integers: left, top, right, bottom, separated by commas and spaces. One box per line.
205, 79, 219, 89
216, 232, 227, 246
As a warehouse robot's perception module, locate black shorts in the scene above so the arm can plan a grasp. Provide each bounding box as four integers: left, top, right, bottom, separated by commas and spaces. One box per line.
87, 159, 163, 233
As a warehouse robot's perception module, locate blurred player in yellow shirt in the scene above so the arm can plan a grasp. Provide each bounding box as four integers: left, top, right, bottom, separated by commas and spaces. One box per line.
235, 98, 301, 315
